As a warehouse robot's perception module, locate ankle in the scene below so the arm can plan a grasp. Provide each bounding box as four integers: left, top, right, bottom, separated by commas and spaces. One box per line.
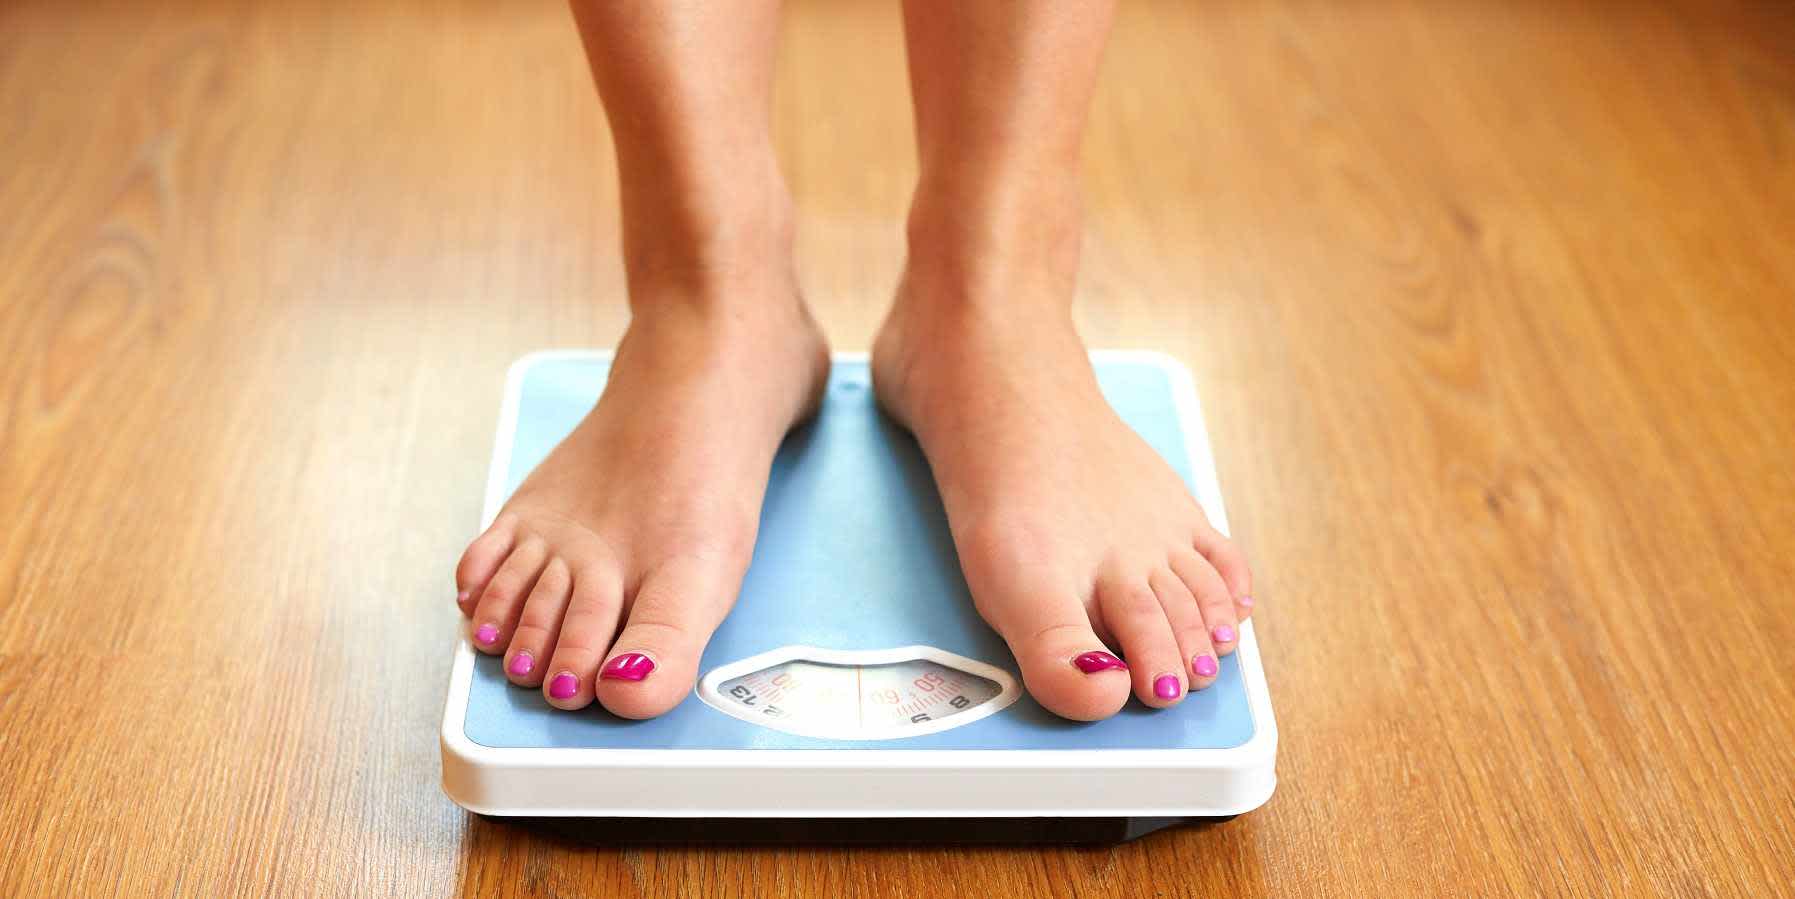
620, 161, 798, 308
902, 174, 1084, 312
872, 277, 1087, 440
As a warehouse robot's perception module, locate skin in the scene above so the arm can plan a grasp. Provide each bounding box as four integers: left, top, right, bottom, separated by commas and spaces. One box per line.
455, 0, 1255, 722
455, 0, 828, 719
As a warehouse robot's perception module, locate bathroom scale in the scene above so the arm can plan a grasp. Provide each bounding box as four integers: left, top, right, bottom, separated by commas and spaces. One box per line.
441, 350, 1277, 843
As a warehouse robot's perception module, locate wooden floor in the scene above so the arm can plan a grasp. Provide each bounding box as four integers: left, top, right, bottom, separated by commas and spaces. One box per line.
3, 0, 1793, 895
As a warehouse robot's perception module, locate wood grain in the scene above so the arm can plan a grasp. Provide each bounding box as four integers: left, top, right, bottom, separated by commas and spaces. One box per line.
2, 0, 1792, 895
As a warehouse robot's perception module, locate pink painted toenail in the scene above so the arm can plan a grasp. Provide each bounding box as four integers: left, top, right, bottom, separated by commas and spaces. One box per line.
1072, 651, 1128, 674
474, 623, 498, 645
1239, 595, 1255, 609
549, 673, 579, 699
1192, 654, 1219, 679
601, 652, 655, 681
507, 653, 533, 677
1212, 624, 1236, 644
1153, 674, 1182, 700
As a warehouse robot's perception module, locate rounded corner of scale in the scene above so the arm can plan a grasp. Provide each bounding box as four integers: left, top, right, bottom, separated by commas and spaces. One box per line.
506, 347, 614, 379
1095, 347, 1193, 379
1225, 769, 1279, 817
440, 734, 496, 798
1234, 721, 1279, 768
503, 350, 552, 383
439, 715, 486, 765
1135, 347, 1191, 372
1190, 731, 1278, 817
439, 640, 491, 765
439, 727, 504, 816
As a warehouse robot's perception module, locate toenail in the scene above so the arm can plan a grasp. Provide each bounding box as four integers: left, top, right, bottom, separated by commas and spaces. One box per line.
456, 589, 470, 605
507, 653, 534, 677
601, 652, 655, 682
1153, 674, 1182, 700
1072, 651, 1128, 674
1192, 654, 1219, 679
1239, 595, 1254, 609
548, 672, 579, 699
1211, 624, 1236, 644
474, 623, 499, 645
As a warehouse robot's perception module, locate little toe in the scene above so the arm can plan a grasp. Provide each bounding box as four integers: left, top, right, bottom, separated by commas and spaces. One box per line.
595, 558, 738, 720
1150, 568, 1218, 692
469, 535, 548, 654
541, 569, 627, 710
455, 513, 518, 617
503, 557, 574, 687
1194, 525, 1254, 620
1172, 549, 1240, 656
1098, 577, 1187, 708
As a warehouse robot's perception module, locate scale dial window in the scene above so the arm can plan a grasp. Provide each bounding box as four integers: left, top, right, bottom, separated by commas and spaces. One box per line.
697, 646, 1021, 740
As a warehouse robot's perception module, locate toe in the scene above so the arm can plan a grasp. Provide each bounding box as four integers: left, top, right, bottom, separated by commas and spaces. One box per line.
1016, 622, 1133, 721
455, 512, 518, 617
541, 567, 626, 710
503, 557, 573, 687
469, 535, 548, 654
1150, 568, 1219, 692
976, 575, 1129, 721
594, 557, 738, 720
1194, 525, 1254, 620
1098, 576, 1187, 708
1172, 548, 1240, 657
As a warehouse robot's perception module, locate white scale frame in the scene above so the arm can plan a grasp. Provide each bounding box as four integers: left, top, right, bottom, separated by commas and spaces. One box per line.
441, 350, 1278, 819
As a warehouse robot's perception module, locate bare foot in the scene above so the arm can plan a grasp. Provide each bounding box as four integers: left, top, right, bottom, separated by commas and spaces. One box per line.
873, 224, 1254, 721
456, 275, 828, 719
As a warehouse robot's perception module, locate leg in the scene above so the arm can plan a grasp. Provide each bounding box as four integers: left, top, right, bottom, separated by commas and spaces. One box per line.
456, 0, 828, 719
875, 1, 1254, 720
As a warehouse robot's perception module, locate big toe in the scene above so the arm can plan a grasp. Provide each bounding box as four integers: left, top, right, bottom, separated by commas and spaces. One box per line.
594, 557, 739, 720
986, 588, 1131, 721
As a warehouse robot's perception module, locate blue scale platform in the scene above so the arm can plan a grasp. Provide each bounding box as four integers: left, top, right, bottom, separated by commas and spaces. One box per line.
461, 354, 1257, 753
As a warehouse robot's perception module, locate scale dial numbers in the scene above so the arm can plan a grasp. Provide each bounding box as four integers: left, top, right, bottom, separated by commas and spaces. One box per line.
697, 646, 1021, 740
719, 659, 999, 730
